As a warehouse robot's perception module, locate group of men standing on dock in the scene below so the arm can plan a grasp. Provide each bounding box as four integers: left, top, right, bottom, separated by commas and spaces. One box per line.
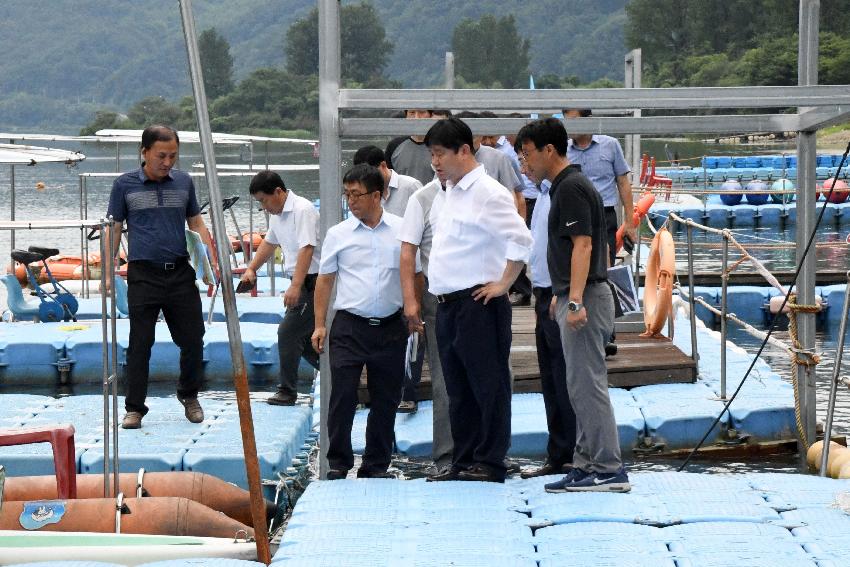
109, 111, 634, 492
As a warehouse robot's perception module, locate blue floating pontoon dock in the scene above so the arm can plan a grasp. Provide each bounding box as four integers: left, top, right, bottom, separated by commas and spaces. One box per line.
0, 394, 313, 500
273, 471, 850, 566
337, 312, 796, 455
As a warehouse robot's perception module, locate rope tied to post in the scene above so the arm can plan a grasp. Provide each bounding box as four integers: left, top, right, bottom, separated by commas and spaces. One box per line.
787, 292, 822, 449
787, 293, 822, 368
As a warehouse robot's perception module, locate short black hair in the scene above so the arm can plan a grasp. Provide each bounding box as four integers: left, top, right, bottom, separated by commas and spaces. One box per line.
352, 145, 386, 168
423, 117, 474, 154
454, 111, 480, 119
342, 164, 384, 194
479, 110, 498, 118
431, 109, 452, 117
562, 108, 592, 118
140, 125, 179, 150
515, 118, 568, 157
249, 170, 286, 195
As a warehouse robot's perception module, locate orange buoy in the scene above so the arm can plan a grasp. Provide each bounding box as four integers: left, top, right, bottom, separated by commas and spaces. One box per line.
641, 227, 676, 337
0, 496, 253, 538
616, 192, 655, 252
2, 471, 275, 528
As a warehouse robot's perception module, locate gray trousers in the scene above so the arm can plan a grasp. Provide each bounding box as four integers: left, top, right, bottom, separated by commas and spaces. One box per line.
555, 282, 622, 474
422, 290, 453, 465
277, 285, 320, 396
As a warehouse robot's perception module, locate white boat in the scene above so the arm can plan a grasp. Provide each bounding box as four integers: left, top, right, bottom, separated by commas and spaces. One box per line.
0, 530, 258, 565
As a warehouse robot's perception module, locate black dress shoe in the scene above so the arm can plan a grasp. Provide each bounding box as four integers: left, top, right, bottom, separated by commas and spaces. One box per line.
520, 461, 571, 479
326, 469, 348, 480
457, 464, 505, 483
426, 466, 462, 482
605, 342, 618, 357
356, 468, 395, 479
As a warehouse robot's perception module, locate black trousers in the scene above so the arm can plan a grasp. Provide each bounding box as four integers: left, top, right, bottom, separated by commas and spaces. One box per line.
533, 286, 577, 465
327, 310, 406, 474
125, 260, 205, 415
604, 206, 618, 266
525, 197, 537, 229
276, 275, 319, 396
437, 293, 512, 476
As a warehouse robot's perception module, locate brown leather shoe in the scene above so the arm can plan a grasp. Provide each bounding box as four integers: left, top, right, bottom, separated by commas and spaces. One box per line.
267, 391, 297, 406
356, 468, 395, 479
457, 464, 505, 483
121, 411, 143, 429
179, 397, 204, 423
520, 461, 572, 479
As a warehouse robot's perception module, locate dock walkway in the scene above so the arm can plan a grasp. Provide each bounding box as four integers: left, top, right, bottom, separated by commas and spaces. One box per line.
274, 471, 850, 566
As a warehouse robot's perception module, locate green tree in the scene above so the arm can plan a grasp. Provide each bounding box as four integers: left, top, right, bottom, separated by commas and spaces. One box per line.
451, 14, 530, 88
285, 2, 394, 84
79, 110, 126, 136
210, 68, 318, 132
198, 28, 235, 99
126, 96, 181, 127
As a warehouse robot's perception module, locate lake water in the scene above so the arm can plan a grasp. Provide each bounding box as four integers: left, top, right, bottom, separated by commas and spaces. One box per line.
1, 135, 848, 475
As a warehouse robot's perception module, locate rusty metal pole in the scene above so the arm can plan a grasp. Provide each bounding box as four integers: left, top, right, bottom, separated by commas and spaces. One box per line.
178, 1, 270, 563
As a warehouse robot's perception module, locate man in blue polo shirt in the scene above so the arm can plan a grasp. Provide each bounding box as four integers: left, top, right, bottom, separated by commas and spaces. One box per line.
105, 125, 216, 429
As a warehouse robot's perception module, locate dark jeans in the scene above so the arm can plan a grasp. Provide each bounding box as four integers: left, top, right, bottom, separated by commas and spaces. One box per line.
277, 275, 319, 397
533, 286, 577, 465
125, 260, 204, 415
327, 310, 406, 474
437, 293, 512, 477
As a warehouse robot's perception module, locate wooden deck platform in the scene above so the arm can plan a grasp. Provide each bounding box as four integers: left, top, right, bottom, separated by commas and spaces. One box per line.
357, 305, 696, 403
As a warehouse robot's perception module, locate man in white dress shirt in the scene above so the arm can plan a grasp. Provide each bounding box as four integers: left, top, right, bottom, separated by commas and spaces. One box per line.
352, 145, 422, 217
239, 171, 321, 405
423, 117, 533, 483
311, 164, 421, 480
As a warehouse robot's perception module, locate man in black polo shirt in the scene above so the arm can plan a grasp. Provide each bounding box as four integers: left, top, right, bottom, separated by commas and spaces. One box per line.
516, 118, 629, 492
105, 125, 216, 429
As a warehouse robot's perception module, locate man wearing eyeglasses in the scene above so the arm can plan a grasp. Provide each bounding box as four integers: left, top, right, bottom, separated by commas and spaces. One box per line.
516, 118, 629, 493
311, 164, 422, 480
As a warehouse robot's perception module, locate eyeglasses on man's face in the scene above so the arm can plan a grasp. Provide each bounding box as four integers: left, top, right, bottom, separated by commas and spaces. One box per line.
342, 190, 370, 201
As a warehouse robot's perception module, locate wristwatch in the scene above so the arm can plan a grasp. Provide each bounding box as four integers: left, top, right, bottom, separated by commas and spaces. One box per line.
567, 300, 583, 312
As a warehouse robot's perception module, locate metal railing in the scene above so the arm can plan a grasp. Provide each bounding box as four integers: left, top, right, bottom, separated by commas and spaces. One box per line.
0, 218, 118, 496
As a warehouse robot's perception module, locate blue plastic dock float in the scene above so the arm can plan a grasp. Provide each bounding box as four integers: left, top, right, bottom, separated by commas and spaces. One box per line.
0, 323, 68, 385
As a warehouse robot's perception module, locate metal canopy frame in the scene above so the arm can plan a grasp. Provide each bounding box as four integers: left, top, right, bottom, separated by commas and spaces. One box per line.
318, 0, 836, 469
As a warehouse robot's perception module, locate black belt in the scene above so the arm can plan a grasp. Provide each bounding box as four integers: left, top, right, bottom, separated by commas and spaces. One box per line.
436, 285, 483, 304
340, 309, 402, 327
131, 257, 189, 271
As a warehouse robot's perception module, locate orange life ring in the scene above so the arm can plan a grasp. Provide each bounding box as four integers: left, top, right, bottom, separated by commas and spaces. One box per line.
616, 191, 656, 252
641, 227, 676, 337
42, 254, 101, 282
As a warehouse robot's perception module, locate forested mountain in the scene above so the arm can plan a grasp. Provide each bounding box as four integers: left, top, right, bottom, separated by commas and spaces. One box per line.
0, 0, 626, 130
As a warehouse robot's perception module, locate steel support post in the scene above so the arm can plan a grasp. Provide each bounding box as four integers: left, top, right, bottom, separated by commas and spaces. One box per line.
796, 0, 820, 450
178, 1, 270, 562
624, 49, 642, 186
445, 52, 454, 89
318, 0, 343, 480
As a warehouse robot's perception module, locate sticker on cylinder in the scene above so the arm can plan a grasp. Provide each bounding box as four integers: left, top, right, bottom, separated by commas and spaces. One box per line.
19, 500, 66, 530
